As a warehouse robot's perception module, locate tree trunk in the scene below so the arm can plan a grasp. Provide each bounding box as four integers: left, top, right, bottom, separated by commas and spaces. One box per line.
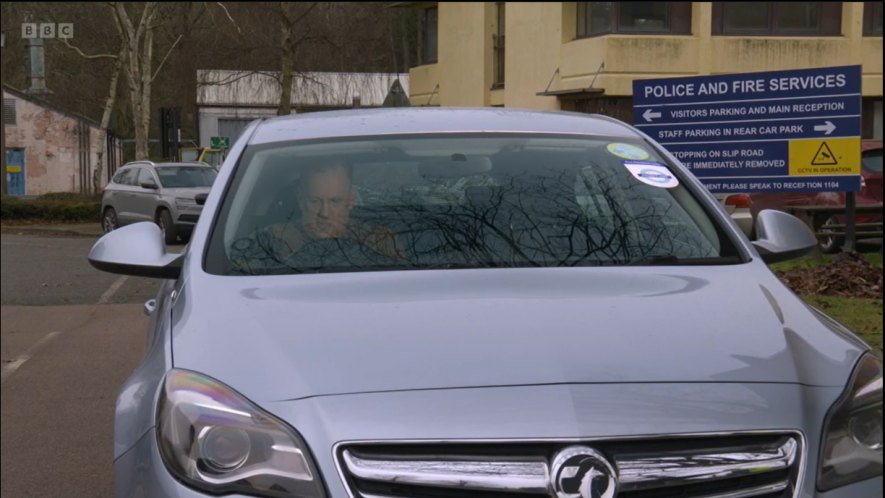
115, 2, 158, 160
93, 50, 124, 192
278, 3, 294, 116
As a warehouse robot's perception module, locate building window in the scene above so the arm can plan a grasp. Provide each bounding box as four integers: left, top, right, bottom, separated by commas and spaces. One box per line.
864, 2, 883, 36
712, 2, 842, 35
576, 2, 691, 37
419, 7, 438, 65
492, 3, 505, 89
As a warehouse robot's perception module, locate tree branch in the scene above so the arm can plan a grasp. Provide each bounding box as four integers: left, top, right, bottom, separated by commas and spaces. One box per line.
151, 34, 183, 82
215, 2, 240, 33
60, 38, 118, 60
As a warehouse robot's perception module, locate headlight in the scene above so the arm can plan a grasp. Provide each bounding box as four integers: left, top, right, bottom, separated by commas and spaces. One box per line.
157, 369, 327, 498
818, 354, 883, 491
175, 197, 196, 208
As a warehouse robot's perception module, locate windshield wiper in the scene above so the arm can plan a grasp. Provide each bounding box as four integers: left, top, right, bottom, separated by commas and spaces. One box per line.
627, 255, 742, 266
627, 254, 680, 266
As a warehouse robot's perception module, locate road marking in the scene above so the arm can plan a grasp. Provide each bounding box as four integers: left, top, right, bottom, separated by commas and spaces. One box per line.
98, 276, 129, 305
1, 331, 61, 384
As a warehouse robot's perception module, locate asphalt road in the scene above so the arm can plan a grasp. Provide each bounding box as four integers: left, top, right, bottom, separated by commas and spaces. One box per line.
0, 234, 163, 305
0, 233, 176, 497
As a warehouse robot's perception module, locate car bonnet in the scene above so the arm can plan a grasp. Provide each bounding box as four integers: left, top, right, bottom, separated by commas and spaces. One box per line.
169, 264, 865, 402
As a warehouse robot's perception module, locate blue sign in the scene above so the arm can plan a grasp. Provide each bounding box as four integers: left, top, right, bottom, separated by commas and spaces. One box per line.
633, 66, 862, 193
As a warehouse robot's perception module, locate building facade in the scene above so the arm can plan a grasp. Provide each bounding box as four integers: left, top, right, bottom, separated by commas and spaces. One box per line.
196, 70, 411, 148
407, 2, 883, 139
2, 84, 123, 196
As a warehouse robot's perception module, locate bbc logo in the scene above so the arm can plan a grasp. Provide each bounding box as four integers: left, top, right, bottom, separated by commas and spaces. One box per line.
21, 23, 74, 39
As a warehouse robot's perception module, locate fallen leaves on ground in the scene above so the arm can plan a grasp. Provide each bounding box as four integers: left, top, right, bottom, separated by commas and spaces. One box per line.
776, 252, 883, 298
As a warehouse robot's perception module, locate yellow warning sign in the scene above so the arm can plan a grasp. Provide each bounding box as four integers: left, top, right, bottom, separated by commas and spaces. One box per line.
788, 137, 860, 176
811, 142, 838, 166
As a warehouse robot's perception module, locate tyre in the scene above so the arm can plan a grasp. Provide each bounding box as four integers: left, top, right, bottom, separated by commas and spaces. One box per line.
102, 207, 118, 234
157, 209, 178, 245
818, 215, 843, 254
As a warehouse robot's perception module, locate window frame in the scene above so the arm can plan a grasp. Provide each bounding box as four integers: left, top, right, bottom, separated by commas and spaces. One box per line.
576, 2, 692, 38
712, 2, 843, 36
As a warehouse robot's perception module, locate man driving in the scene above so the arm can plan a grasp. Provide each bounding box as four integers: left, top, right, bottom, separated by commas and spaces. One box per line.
232, 159, 402, 271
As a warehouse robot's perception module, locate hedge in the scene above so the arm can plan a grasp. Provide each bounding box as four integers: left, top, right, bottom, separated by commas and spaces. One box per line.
0, 194, 101, 222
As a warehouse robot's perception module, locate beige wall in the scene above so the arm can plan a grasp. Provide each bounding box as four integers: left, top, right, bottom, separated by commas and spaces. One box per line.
3, 90, 117, 195
437, 3, 489, 106
504, 3, 562, 109
411, 2, 883, 107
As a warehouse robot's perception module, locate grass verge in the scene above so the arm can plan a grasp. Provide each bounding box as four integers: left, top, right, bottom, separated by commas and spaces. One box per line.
801, 295, 883, 357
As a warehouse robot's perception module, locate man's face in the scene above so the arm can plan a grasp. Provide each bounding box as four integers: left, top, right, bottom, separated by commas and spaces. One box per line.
298, 167, 355, 239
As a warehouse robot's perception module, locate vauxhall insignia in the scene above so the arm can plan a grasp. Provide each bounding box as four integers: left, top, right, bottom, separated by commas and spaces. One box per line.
550, 446, 618, 498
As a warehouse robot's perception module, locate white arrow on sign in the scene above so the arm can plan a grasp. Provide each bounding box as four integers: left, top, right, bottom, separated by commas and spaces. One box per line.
643, 109, 662, 123
813, 121, 836, 135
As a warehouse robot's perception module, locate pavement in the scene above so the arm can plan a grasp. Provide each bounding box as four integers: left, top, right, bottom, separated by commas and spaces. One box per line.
0, 222, 104, 238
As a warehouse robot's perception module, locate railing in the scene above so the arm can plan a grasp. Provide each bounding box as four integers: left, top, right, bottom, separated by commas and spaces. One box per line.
786, 203, 883, 251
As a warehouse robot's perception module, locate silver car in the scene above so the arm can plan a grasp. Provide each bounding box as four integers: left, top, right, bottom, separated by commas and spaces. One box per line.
90, 109, 881, 498
100, 161, 217, 244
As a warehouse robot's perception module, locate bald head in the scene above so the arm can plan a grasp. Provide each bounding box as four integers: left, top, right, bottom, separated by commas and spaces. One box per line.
297, 160, 356, 239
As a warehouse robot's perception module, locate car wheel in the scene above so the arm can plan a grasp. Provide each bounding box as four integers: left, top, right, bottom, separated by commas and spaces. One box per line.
157, 209, 178, 245
818, 215, 843, 254
102, 208, 118, 233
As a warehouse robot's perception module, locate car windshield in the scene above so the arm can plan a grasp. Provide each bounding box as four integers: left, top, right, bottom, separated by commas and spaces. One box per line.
156, 166, 217, 188
205, 134, 740, 275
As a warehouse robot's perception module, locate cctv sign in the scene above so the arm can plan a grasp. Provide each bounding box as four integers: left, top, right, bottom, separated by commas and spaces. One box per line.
22, 23, 74, 39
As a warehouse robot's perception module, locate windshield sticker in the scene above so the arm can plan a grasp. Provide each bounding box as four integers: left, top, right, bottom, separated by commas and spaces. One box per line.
625, 162, 679, 188
606, 143, 650, 161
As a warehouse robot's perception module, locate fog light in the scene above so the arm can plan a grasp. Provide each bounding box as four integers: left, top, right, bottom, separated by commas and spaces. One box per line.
199, 426, 251, 472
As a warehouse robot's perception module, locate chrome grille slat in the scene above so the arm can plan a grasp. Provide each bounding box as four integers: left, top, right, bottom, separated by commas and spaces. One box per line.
343, 450, 549, 493
692, 480, 789, 498
338, 434, 801, 498
616, 437, 797, 492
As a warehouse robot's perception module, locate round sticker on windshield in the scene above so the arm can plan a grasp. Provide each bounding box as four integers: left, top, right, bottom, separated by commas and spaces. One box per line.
607, 143, 650, 160
625, 162, 679, 188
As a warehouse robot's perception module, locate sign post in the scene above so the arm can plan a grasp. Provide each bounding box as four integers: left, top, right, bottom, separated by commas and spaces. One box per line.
632, 65, 862, 195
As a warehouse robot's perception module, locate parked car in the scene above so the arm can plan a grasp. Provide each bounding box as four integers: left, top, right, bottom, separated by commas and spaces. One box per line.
731, 139, 883, 252
100, 161, 217, 244
89, 108, 881, 498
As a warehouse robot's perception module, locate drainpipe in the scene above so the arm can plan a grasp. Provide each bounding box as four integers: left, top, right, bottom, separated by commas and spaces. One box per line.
25, 37, 50, 96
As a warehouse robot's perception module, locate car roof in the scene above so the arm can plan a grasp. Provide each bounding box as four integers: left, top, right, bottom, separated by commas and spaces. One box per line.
250, 107, 644, 145
120, 162, 209, 169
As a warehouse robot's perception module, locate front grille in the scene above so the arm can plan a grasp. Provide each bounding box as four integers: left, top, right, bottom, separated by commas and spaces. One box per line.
336, 433, 802, 498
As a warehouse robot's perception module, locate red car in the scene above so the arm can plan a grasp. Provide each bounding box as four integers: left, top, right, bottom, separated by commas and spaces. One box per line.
727, 139, 883, 253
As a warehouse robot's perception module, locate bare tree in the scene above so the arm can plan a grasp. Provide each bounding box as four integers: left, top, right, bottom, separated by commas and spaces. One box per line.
278, 2, 320, 116
112, 3, 184, 159
61, 20, 125, 192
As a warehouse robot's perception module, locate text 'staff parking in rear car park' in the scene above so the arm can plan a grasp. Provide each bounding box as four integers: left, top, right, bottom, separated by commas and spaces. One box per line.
632, 65, 862, 194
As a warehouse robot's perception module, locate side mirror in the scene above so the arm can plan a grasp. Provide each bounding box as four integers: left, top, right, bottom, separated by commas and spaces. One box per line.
140, 180, 159, 190
88, 222, 182, 279
752, 209, 818, 263
195, 193, 208, 206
